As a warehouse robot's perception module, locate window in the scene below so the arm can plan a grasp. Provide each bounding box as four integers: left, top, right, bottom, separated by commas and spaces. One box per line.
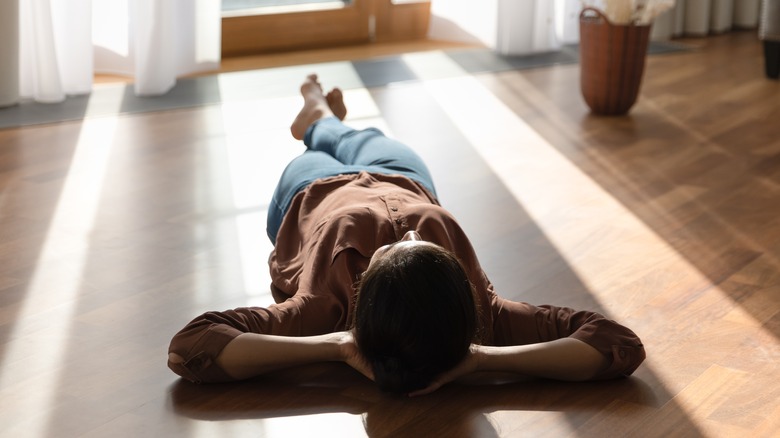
221, 0, 431, 57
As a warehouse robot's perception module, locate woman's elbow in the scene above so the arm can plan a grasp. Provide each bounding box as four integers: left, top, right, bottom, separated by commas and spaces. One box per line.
167, 350, 238, 384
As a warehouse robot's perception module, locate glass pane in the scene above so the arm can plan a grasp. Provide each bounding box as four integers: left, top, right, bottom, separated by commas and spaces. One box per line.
222, 0, 347, 12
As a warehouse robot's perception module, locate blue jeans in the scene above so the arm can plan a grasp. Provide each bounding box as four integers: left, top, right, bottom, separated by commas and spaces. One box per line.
267, 117, 437, 244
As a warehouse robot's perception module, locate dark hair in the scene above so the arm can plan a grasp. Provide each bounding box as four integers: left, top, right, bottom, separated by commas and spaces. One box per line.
353, 243, 478, 393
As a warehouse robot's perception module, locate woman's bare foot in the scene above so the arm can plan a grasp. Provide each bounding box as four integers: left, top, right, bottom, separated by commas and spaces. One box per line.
326, 88, 347, 121
291, 74, 340, 140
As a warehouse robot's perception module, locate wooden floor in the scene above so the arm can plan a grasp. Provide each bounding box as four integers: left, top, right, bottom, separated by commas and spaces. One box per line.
2, 31, 779, 437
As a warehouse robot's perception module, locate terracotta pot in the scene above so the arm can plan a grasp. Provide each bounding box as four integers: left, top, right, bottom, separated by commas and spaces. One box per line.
579, 7, 651, 116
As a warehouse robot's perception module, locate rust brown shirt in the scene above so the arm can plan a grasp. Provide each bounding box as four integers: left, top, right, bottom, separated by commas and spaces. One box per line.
168, 172, 645, 383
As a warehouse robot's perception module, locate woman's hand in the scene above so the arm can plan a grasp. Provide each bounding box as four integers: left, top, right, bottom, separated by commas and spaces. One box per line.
332, 331, 374, 381
408, 344, 482, 397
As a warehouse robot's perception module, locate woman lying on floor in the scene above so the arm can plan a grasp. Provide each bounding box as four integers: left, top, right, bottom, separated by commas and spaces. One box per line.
167, 74, 645, 396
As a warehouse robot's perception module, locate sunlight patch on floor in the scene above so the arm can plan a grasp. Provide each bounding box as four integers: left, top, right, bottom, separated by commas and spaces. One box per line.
262, 413, 367, 437
0, 116, 118, 437
400, 50, 706, 311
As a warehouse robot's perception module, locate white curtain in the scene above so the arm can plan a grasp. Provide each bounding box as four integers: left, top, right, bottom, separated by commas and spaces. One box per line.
428, 0, 581, 55
649, 0, 761, 39
429, 0, 762, 55
0, 0, 21, 107
19, 0, 221, 103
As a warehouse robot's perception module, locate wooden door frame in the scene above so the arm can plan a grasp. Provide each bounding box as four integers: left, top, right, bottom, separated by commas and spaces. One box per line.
221, 0, 431, 57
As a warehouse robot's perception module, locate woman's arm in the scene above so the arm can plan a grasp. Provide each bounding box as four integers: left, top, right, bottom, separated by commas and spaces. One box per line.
169, 330, 373, 382
184, 331, 372, 381
410, 337, 607, 396
474, 338, 607, 381
167, 296, 348, 383
476, 337, 608, 380
490, 298, 645, 380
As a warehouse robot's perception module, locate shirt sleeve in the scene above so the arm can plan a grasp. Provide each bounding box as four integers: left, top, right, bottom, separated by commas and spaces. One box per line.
490, 296, 646, 380
167, 294, 340, 383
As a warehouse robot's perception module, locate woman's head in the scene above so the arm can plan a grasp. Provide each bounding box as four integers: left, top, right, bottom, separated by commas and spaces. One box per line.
353, 231, 478, 393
